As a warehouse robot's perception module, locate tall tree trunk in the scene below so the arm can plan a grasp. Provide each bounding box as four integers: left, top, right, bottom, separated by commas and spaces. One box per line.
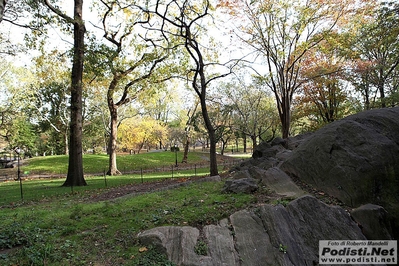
251, 135, 257, 151
0, 0, 5, 22
182, 137, 189, 163
63, 0, 86, 186
279, 94, 291, 139
200, 98, 218, 176
281, 115, 290, 139
220, 139, 228, 155
107, 106, 121, 175
208, 130, 218, 176
243, 134, 247, 153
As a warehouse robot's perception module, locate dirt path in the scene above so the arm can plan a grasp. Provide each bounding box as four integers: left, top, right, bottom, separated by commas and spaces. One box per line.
87, 175, 213, 202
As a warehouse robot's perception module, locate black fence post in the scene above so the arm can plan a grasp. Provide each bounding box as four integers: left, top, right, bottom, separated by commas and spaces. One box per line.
104, 170, 107, 187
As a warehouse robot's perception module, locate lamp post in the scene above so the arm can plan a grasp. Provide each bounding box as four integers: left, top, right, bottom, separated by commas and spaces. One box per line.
174, 144, 178, 167
14, 147, 23, 200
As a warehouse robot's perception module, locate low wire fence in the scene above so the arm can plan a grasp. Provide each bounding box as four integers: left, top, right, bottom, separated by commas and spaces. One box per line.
0, 159, 246, 182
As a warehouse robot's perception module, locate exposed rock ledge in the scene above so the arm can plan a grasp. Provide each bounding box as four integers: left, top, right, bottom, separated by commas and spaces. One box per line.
138, 195, 367, 266
137, 107, 399, 265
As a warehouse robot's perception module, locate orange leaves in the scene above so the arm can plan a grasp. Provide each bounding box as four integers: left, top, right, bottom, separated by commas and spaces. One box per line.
217, 0, 245, 16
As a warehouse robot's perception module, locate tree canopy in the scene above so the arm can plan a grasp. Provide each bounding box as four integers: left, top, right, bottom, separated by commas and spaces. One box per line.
0, 0, 398, 178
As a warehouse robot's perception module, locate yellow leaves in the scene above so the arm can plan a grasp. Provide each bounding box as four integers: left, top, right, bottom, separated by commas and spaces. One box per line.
32, 50, 70, 84
118, 117, 168, 150
139, 246, 148, 252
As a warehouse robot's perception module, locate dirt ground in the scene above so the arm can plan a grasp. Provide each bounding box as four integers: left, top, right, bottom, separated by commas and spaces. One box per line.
87, 175, 213, 202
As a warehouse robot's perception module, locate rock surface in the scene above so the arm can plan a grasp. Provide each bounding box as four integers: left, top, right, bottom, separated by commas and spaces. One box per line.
351, 204, 393, 240
250, 167, 305, 198
138, 195, 367, 266
137, 107, 398, 265
280, 107, 399, 238
221, 177, 258, 194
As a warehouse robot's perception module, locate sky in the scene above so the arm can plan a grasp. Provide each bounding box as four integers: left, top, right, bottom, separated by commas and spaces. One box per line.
1, 0, 102, 66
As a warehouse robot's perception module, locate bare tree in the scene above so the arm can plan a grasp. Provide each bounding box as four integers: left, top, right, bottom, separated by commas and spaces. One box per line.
143, 0, 237, 176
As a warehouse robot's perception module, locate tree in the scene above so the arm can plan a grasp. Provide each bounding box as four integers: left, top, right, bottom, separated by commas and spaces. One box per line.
222, 79, 278, 150
294, 80, 355, 131
0, 0, 5, 22
0, 0, 28, 56
138, 85, 185, 150
225, 0, 372, 138
182, 101, 198, 163
212, 104, 234, 155
33, 81, 70, 154
7, 117, 38, 156
88, 0, 168, 175
28, 51, 71, 155
146, 0, 236, 176
41, 0, 87, 186
293, 40, 359, 130
351, 1, 399, 108
118, 117, 168, 153
0, 62, 38, 155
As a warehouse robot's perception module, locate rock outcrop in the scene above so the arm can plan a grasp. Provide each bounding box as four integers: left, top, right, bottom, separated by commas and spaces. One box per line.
138, 195, 366, 266
281, 107, 399, 238
351, 204, 393, 240
221, 177, 258, 194
137, 107, 398, 265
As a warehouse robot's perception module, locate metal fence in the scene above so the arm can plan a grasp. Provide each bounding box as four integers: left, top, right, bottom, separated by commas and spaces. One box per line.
0, 159, 246, 182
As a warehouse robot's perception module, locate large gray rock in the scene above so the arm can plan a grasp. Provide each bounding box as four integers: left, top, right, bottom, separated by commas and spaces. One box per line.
230, 210, 276, 266
203, 220, 240, 266
259, 196, 367, 265
138, 196, 367, 266
138, 223, 238, 266
137, 226, 212, 265
252, 142, 272, 158
281, 107, 399, 238
256, 157, 279, 170
221, 178, 258, 194
230, 169, 252, 180
285, 133, 313, 150
248, 167, 305, 198
351, 204, 393, 240
252, 142, 284, 159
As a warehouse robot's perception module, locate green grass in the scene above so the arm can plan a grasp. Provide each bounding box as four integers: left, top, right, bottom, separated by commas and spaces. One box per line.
0, 167, 215, 206
22, 151, 206, 175
0, 152, 256, 265
0, 181, 256, 265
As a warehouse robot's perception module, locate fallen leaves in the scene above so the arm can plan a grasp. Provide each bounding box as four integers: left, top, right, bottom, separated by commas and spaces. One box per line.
139, 246, 148, 253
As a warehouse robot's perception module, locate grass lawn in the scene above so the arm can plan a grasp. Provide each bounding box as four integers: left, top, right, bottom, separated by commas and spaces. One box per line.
0, 152, 256, 265
21, 151, 208, 175
0, 167, 219, 205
